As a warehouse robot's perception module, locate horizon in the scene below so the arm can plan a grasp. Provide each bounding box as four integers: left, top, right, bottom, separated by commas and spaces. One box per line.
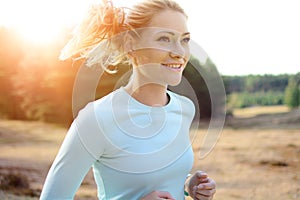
0, 0, 299, 76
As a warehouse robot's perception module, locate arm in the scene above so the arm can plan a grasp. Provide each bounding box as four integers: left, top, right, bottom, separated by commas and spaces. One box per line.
40, 122, 96, 199
40, 103, 106, 200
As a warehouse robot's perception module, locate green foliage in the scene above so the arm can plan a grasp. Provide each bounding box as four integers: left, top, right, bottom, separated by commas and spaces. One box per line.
284, 75, 300, 108
222, 76, 245, 94
223, 74, 290, 94
0, 26, 299, 124
224, 73, 296, 109
184, 56, 212, 118
0, 28, 24, 119
0, 27, 77, 125
176, 56, 226, 119
227, 91, 285, 109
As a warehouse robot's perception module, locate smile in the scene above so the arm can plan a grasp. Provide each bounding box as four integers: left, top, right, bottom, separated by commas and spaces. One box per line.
162, 63, 183, 70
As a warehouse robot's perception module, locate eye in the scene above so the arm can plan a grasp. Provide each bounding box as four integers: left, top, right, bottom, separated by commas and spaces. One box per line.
157, 36, 170, 42
182, 37, 190, 44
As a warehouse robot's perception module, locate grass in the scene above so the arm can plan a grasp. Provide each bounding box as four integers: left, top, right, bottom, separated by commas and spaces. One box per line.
233, 105, 290, 118
0, 106, 299, 199
191, 128, 300, 200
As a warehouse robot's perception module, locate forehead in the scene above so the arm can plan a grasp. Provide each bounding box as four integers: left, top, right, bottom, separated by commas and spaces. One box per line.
146, 10, 188, 33
135, 27, 189, 39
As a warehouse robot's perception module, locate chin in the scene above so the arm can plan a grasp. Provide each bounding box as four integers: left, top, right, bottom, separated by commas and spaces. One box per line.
167, 78, 182, 86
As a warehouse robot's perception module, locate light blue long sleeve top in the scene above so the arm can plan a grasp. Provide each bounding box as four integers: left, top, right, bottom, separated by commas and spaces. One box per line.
40, 87, 195, 200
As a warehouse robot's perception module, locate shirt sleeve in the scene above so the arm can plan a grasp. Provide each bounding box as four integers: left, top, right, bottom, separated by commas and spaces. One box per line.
40, 102, 106, 200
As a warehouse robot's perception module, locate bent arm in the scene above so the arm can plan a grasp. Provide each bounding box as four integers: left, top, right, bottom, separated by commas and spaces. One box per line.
40, 122, 96, 200
40, 103, 106, 200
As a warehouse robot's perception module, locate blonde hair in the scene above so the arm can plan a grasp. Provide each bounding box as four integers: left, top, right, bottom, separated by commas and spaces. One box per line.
59, 0, 187, 72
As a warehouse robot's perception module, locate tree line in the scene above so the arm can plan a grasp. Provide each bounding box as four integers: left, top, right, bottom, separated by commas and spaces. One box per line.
223, 73, 300, 109
0, 27, 299, 125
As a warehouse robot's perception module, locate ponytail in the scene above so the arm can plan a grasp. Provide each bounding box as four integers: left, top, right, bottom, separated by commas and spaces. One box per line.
59, 0, 187, 72
59, 0, 130, 71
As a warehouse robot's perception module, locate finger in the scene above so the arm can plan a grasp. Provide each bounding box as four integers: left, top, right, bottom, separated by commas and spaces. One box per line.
199, 178, 209, 183
195, 183, 215, 190
196, 178, 216, 190
195, 188, 216, 197
195, 171, 208, 179
194, 193, 213, 200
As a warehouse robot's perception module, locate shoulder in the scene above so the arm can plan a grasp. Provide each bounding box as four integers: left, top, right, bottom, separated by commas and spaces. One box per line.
167, 90, 196, 121
69, 91, 120, 156
168, 90, 195, 111
73, 90, 118, 132
78, 88, 122, 116
75, 87, 127, 130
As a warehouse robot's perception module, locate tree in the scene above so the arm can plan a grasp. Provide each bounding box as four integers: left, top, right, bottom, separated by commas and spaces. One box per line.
169, 56, 226, 119
284, 76, 299, 108
0, 27, 24, 119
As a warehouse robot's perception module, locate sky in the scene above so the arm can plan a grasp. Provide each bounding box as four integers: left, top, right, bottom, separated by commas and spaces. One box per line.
0, 0, 299, 76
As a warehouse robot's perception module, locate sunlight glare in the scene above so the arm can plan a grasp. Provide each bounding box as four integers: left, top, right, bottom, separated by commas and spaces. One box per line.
0, 0, 142, 44
0, 0, 89, 44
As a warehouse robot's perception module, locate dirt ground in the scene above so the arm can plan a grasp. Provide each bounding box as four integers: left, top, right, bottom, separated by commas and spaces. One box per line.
0, 108, 299, 200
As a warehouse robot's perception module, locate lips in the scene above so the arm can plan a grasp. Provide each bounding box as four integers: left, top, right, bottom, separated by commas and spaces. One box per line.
162, 63, 183, 70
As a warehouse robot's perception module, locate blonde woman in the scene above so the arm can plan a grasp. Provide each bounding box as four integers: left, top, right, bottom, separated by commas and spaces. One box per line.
40, 0, 216, 199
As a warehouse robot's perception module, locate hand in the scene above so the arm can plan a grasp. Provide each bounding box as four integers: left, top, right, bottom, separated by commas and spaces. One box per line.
186, 171, 216, 200
140, 190, 175, 200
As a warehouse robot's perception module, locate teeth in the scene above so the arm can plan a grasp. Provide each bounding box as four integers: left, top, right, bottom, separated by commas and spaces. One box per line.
163, 64, 182, 69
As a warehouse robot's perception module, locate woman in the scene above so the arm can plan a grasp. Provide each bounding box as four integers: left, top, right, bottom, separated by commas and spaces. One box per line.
40, 0, 216, 199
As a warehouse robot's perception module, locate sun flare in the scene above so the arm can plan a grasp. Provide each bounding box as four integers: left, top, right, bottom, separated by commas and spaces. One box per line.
0, 0, 142, 44
0, 0, 91, 44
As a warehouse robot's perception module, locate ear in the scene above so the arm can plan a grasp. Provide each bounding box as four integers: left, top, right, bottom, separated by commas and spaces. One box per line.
124, 31, 136, 54
123, 31, 139, 66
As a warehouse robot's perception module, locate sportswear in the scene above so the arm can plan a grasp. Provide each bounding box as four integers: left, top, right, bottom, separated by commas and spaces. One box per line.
40, 87, 195, 200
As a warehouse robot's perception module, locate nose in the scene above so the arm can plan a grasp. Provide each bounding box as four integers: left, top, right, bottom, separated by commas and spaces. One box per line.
169, 52, 183, 60
169, 42, 186, 59
169, 49, 186, 61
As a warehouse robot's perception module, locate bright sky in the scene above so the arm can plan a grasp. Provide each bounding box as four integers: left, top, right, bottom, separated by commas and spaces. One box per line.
0, 0, 299, 76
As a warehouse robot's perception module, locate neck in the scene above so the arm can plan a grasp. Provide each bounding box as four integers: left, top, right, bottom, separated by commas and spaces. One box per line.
124, 83, 169, 107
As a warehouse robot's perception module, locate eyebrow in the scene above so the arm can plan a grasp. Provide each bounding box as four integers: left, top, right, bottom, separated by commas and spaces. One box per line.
159, 31, 190, 36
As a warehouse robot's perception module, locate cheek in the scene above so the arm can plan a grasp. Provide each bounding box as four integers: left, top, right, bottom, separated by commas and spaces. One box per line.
133, 50, 150, 64
185, 45, 191, 58
184, 48, 191, 63
135, 49, 167, 65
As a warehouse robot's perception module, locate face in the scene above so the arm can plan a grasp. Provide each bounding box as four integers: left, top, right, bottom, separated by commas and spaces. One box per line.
130, 10, 191, 86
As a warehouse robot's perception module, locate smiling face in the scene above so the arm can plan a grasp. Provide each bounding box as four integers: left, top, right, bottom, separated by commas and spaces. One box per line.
129, 10, 190, 86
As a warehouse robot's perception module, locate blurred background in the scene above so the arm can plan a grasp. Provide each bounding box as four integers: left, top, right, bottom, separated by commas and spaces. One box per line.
0, 0, 299, 199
